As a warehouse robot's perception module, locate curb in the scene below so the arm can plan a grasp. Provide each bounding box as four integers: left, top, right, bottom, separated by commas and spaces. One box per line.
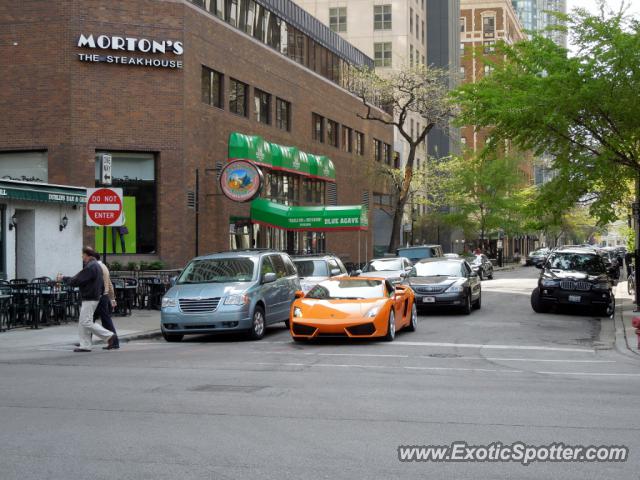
613, 294, 640, 359
94, 329, 162, 345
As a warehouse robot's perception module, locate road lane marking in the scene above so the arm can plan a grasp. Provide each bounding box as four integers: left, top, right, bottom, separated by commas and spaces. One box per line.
252, 361, 522, 374
538, 371, 640, 377
388, 341, 594, 353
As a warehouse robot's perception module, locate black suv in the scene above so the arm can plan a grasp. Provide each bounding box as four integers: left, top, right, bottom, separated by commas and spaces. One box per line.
531, 247, 615, 316
396, 245, 444, 265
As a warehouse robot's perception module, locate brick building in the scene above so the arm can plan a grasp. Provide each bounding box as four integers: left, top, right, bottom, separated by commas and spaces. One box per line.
0, 0, 393, 273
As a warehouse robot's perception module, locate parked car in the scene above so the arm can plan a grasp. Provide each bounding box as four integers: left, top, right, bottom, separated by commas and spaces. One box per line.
402, 258, 481, 314
466, 254, 494, 280
289, 277, 417, 341
292, 253, 348, 293
444, 253, 460, 259
396, 245, 444, 264
354, 257, 413, 284
598, 248, 621, 283
160, 249, 300, 342
530, 246, 615, 316
525, 248, 550, 267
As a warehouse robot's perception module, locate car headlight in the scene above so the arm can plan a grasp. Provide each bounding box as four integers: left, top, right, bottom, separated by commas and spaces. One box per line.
161, 297, 177, 308
444, 284, 464, 293
365, 306, 381, 318
592, 282, 609, 291
224, 294, 249, 305
293, 307, 303, 318
541, 278, 559, 287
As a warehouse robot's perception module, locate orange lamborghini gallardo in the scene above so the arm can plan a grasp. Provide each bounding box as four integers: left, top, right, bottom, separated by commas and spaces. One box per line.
289, 277, 417, 342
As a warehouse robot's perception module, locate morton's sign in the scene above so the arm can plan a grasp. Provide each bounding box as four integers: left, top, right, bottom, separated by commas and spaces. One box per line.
76, 34, 184, 69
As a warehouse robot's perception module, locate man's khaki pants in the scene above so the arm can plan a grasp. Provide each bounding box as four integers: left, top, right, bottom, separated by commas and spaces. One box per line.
78, 300, 113, 350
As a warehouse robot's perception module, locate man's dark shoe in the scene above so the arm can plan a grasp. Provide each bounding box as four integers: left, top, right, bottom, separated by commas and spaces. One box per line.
102, 345, 120, 350
73, 348, 91, 352
106, 335, 115, 349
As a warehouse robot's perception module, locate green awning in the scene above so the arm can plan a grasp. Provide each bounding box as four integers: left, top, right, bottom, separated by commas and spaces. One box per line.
228, 133, 272, 168
250, 198, 368, 231
0, 180, 86, 205
228, 132, 335, 181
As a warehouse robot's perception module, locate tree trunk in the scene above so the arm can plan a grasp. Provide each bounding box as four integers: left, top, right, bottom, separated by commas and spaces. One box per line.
387, 145, 417, 253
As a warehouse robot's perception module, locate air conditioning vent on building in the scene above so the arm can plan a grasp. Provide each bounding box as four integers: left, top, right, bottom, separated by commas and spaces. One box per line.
327, 183, 337, 206
361, 190, 370, 209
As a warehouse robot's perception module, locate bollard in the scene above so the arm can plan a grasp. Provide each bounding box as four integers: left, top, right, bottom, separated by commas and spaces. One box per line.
632, 317, 640, 349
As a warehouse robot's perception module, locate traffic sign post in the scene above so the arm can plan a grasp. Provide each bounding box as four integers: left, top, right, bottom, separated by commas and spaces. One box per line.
86, 187, 124, 265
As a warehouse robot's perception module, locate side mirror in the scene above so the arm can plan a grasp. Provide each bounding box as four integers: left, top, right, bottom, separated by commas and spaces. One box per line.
262, 272, 277, 284
294, 290, 305, 298
170, 276, 177, 287
330, 268, 341, 276
350, 269, 362, 277
400, 272, 408, 278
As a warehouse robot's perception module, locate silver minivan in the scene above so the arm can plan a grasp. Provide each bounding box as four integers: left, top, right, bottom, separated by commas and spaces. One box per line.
161, 250, 300, 341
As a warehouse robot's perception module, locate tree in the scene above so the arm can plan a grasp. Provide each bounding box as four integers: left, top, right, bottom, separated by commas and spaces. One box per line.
451, 2, 640, 224
439, 151, 529, 247
352, 64, 455, 252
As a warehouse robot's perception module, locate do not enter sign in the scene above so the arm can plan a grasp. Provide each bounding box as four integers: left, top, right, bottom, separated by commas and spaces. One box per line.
86, 188, 124, 227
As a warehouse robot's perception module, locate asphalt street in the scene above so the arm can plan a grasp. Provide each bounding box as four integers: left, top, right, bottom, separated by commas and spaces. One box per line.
1, 267, 639, 480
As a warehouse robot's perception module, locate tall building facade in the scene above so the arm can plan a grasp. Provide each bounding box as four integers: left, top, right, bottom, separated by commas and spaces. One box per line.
511, 0, 567, 47
294, 0, 431, 251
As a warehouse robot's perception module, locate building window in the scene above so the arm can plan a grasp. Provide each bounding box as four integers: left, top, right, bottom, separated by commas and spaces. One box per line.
421, 20, 425, 42
229, 78, 248, 116
460, 17, 465, 32
225, 0, 239, 27
342, 126, 352, 152
393, 151, 400, 168
94, 152, 156, 254
483, 40, 495, 54
327, 119, 339, 147
254, 89, 271, 124
374, 4, 392, 30
410, 8, 413, 34
484, 64, 494, 75
355, 131, 365, 156
329, 7, 347, 32
409, 45, 414, 66
415, 14, 419, 39
201, 66, 223, 108
275, 98, 291, 131
374, 42, 392, 67
383, 143, 391, 164
312, 113, 324, 142
483, 16, 495, 36
461, 136, 467, 145
373, 139, 382, 162
0, 151, 48, 182
460, 66, 465, 79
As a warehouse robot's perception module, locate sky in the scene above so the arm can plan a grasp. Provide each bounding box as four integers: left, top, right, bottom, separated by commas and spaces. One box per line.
565, 0, 639, 51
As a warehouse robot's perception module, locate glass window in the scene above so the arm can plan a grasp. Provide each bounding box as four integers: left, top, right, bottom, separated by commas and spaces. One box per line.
383, 143, 391, 164
283, 255, 297, 276
94, 152, 156, 254
374, 5, 392, 30
267, 13, 281, 50
201, 66, 223, 108
421, 20, 425, 42
306, 279, 385, 300
410, 8, 413, 33
327, 119, 339, 147
484, 64, 494, 76
178, 257, 256, 283
483, 40, 495, 54
312, 113, 324, 142
275, 98, 291, 131
253, 3, 267, 42
483, 16, 495, 35
460, 17, 465, 32
415, 14, 419, 39
460, 66, 465, 78
355, 131, 365, 156
373, 139, 382, 162
261, 255, 276, 275
229, 78, 248, 116
254, 89, 271, 124
329, 7, 347, 32
269, 254, 288, 278
410, 261, 464, 277
293, 259, 329, 277
341, 126, 352, 153
409, 45, 414, 66
374, 42, 392, 67
0, 151, 48, 182
225, 0, 238, 27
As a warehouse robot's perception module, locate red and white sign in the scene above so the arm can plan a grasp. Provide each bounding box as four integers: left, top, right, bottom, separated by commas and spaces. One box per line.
86, 188, 124, 227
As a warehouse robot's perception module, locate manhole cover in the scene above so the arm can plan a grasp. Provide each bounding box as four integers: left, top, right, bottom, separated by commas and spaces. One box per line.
427, 353, 462, 358
188, 385, 266, 393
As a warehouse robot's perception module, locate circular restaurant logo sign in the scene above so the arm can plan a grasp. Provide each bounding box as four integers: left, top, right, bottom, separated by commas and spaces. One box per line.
220, 160, 263, 202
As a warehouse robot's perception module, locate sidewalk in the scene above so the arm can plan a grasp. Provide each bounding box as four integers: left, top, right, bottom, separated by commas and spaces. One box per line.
615, 279, 640, 356
0, 309, 161, 350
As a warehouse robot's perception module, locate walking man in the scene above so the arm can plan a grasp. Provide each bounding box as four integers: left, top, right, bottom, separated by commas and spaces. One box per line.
93, 252, 119, 350
58, 246, 114, 352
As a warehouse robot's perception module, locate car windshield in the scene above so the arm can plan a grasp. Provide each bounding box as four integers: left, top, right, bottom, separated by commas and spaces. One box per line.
531, 249, 547, 256
546, 253, 605, 275
293, 260, 329, 277
397, 247, 435, 262
363, 259, 402, 272
177, 258, 256, 284
306, 279, 385, 299
466, 256, 481, 265
411, 262, 463, 277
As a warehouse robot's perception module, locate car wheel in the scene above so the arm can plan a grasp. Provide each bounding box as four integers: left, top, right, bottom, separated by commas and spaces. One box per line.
530, 288, 549, 313
284, 319, 290, 329
248, 306, 266, 340
383, 310, 396, 341
462, 293, 472, 315
600, 295, 615, 317
406, 302, 418, 331
487, 269, 493, 280
162, 332, 183, 343
473, 292, 481, 310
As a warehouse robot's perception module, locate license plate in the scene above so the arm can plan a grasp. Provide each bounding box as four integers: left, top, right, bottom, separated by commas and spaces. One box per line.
568, 295, 581, 303
423, 296, 436, 303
